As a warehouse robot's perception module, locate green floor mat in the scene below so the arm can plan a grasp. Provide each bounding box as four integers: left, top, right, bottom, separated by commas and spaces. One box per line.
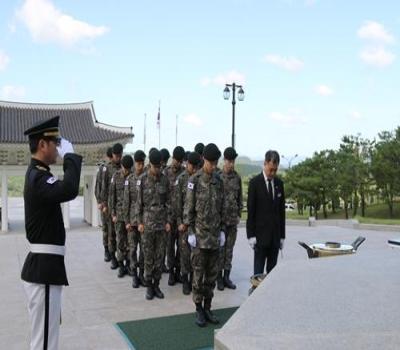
116, 306, 238, 350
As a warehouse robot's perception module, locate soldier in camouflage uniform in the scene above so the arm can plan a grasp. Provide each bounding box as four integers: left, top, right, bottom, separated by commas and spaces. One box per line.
124, 150, 146, 288
183, 143, 227, 327
194, 142, 205, 168
135, 150, 172, 300
176, 152, 201, 295
110, 155, 133, 278
100, 143, 123, 270
217, 147, 243, 291
163, 146, 186, 286
95, 147, 113, 262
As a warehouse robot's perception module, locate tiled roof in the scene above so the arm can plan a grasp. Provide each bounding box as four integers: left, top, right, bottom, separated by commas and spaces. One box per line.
0, 101, 134, 144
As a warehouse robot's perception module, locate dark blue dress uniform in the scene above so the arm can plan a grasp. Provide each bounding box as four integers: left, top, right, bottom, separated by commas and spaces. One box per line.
21, 116, 82, 350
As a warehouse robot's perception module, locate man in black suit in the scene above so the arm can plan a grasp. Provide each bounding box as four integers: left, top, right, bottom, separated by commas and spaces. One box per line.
246, 150, 285, 276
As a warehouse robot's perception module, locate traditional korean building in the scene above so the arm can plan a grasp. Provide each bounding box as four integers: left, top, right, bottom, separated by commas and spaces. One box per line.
0, 100, 134, 232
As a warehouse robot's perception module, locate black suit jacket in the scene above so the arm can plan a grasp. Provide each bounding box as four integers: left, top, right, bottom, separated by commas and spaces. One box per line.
246, 172, 285, 248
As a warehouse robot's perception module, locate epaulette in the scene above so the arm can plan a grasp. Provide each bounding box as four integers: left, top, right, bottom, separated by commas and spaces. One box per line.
35, 165, 48, 172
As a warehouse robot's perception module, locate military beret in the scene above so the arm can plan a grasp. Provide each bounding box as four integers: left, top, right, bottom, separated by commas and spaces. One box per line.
149, 149, 162, 166
194, 142, 205, 155
112, 143, 123, 155
187, 152, 201, 166
203, 143, 221, 161
134, 150, 146, 162
122, 155, 134, 169
224, 147, 238, 160
160, 148, 170, 162
173, 146, 185, 161
106, 147, 113, 158
184, 151, 190, 161
24, 116, 60, 139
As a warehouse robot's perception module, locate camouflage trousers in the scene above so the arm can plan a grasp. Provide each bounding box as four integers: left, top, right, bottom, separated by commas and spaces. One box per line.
179, 231, 192, 275
142, 229, 166, 281
167, 222, 180, 271
107, 216, 117, 253
128, 227, 144, 271
115, 221, 129, 262
191, 247, 219, 304
100, 210, 109, 248
218, 225, 238, 271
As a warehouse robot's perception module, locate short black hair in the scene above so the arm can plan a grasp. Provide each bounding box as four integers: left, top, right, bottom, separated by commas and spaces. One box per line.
265, 150, 280, 165
29, 137, 40, 154
106, 147, 113, 158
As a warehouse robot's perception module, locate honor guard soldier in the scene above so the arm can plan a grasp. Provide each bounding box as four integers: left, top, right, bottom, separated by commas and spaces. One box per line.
217, 147, 243, 290
100, 143, 123, 269
175, 151, 201, 295
163, 146, 186, 286
124, 150, 147, 288
135, 149, 172, 300
21, 116, 82, 350
110, 155, 134, 278
183, 143, 227, 327
94, 147, 113, 262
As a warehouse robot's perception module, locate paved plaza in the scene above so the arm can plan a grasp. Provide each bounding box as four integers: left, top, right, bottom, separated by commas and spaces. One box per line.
1, 197, 399, 349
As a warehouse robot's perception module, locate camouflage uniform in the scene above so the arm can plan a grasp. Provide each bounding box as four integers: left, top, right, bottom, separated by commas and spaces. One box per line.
100, 162, 121, 254
183, 169, 226, 304
218, 170, 243, 271
94, 161, 109, 248
124, 172, 144, 272
109, 169, 131, 263
175, 170, 192, 276
163, 164, 185, 274
135, 171, 171, 285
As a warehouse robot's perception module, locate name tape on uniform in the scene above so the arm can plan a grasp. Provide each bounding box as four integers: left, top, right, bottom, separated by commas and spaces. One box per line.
46, 177, 57, 185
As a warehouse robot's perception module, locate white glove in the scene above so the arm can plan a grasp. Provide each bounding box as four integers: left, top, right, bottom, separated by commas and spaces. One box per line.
219, 231, 226, 247
280, 238, 285, 250
248, 237, 256, 249
188, 233, 197, 248
57, 138, 74, 159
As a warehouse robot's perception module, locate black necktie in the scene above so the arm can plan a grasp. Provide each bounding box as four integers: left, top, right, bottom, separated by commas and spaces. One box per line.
267, 179, 273, 203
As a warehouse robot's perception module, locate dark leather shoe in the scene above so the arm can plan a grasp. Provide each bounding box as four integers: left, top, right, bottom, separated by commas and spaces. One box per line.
168, 271, 176, 286
223, 270, 236, 289
153, 286, 164, 299
195, 304, 206, 327
117, 262, 127, 278
146, 285, 154, 300
110, 256, 118, 270
217, 271, 224, 291
204, 309, 219, 324
104, 247, 111, 262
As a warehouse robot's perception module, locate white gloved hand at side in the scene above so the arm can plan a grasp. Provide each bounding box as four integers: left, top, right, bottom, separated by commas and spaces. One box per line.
219, 231, 226, 247
280, 238, 285, 250
57, 138, 74, 159
248, 237, 256, 249
188, 233, 197, 248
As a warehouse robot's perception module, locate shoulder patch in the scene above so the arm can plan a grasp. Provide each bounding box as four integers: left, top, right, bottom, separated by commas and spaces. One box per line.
188, 182, 194, 190
35, 165, 47, 172
46, 176, 57, 185
103, 166, 107, 172
136, 180, 141, 186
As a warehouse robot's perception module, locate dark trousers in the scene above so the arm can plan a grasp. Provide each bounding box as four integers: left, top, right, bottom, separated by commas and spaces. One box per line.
254, 244, 279, 275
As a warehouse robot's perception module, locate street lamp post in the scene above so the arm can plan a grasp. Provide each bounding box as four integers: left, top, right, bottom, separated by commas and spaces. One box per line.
282, 154, 298, 169
223, 82, 244, 149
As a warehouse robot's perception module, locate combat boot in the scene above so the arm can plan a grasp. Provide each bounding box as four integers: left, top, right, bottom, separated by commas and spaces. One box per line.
189, 272, 193, 291
217, 271, 224, 291
145, 280, 154, 300
126, 260, 133, 276
223, 269, 236, 289
153, 280, 164, 299
204, 299, 219, 324
182, 274, 191, 295
195, 302, 206, 327
110, 254, 118, 270
117, 261, 127, 278
175, 267, 182, 283
104, 247, 111, 262
132, 267, 139, 288
139, 268, 147, 287
168, 270, 176, 286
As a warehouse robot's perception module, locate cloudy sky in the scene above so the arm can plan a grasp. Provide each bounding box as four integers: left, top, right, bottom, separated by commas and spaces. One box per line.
0, 0, 399, 163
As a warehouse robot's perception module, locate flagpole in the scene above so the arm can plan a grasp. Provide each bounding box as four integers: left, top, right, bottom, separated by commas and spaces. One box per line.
175, 114, 178, 146
158, 100, 161, 148
143, 113, 147, 153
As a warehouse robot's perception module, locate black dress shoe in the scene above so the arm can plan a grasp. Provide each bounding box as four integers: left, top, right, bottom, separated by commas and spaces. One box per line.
195, 304, 206, 327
